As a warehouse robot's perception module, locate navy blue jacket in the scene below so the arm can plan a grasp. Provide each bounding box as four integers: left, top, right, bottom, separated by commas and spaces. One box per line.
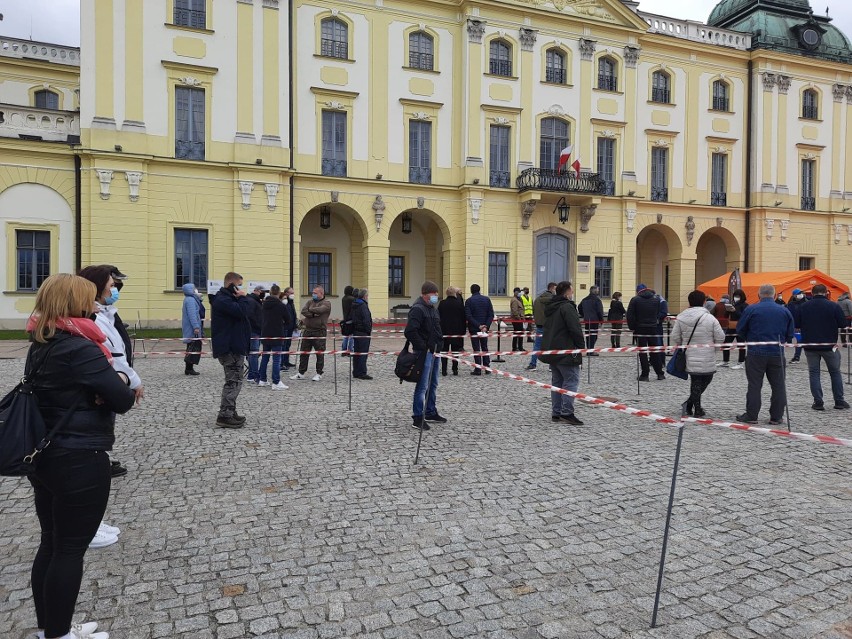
736, 298, 794, 356
464, 293, 495, 333
626, 290, 668, 331
799, 296, 847, 351
350, 298, 373, 335
283, 299, 297, 334
211, 287, 253, 358
787, 297, 808, 328
578, 293, 604, 322
246, 293, 263, 334
405, 297, 443, 353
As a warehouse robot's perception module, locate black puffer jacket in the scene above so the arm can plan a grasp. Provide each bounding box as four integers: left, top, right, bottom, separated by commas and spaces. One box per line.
28, 331, 136, 451
261, 295, 287, 338
405, 297, 443, 353
350, 298, 373, 335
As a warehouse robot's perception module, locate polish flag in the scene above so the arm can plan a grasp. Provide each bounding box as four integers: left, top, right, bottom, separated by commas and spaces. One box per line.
557, 145, 573, 173
571, 158, 581, 178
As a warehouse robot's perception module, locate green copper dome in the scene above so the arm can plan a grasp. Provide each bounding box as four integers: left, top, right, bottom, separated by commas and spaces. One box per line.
708, 0, 811, 26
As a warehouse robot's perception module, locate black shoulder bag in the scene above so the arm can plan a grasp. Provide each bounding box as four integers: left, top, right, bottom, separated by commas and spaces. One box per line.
395, 340, 427, 384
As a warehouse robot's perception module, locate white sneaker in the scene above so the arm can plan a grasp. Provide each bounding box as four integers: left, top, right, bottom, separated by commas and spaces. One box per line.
88, 530, 119, 549
257, 380, 270, 387
289, 373, 305, 380
271, 382, 289, 390
716, 362, 729, 367
311, 374, 323, 382
98, 522, 120, 536
71, 621, 99, 637
731, 363, 744, 370
72, 631, 109, 639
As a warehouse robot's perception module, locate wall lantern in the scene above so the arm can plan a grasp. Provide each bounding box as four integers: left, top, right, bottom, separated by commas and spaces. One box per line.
553, 196, 570, 224
320, 205, 331, 229
401, 211, 413, 234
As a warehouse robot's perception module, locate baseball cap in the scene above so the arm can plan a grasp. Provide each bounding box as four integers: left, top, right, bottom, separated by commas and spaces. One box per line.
792, 288, 802, 295
253, 284, 267, 292
107, 265, 128, 280
636, 283, 648, 293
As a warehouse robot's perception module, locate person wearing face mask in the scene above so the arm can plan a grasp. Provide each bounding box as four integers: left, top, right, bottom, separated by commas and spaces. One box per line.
775, 293, 787, 306
798, 284, 850, 410
291, 286, 332, 382
350, 288, 374, 380
540, 280, 585, 425
717, 289, 748, 369
280, 287, 298, 369
464, 284, 495, 374
181, 282, 206, 376
438, 286, 465, 376
521, 287, 535, 343
405, 281, 446, 430
510, 287, 526, 352
211, 272, 253, 428
578, 285, 604, 355
786, 288, 808, 363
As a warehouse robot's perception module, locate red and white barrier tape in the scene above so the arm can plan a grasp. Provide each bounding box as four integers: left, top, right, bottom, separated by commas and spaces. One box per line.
681, 417, 852, 447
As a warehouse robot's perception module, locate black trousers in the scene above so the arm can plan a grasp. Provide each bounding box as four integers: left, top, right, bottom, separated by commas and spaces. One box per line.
637, 333, 664, 376
511, 322, 525, 351
723, 331, 746, 363
687, 373, 714, 409
440, 338, 463, 374
29, 448, 111, 638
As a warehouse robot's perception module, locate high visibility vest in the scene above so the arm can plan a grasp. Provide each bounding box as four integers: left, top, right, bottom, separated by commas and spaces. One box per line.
521, 295, 533, 316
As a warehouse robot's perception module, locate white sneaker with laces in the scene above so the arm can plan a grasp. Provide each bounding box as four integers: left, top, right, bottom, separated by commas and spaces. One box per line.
98, 522, 120, 536
289, 373, 305, 380
731, 363, 744, 370
88, 530, 119, 549
311, 374, 323, 382
257, 381, 270, 387
716, 362, 729, 368
71, 622, 99, 637
271, 381, 289, 390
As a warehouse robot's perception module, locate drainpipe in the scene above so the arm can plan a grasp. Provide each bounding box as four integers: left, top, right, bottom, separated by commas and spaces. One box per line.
744, 59, 753, 272
288, 0, 295, 289
74, 154, 82, 272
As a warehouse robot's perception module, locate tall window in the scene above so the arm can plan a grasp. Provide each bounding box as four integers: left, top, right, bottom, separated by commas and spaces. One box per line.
594, 257, 613, 298
540, 118, 569, 171
489, 40, 512, 77
597, 138, 615, 195
175, 87, 205, 160
711, 153, 727, 206
712, 80, 730, 111
651, 71, 671, 104
798, 256, 815, 270
488, 252, 508, 297
174, 229, 208, 290
34, 90, 59, 110
489, 125, 511, 188
598, 57, 618, 91
321, 18, 348, 59
307, 252, 332, 293
388, 256, 405, 296
801, 159, 816, 210
16, 230, 50, 291
321, 110, 347, 177
409, 31, 434, 70
545, 49, 565, 84
802, 89, 819, 119
174, 0, 206, 29
409, 121, 432, 184
651, 147, 668, 202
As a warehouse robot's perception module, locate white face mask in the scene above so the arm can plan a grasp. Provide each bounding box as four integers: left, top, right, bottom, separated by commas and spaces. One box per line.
288, 294, 295, 300
733, 297, 741, 302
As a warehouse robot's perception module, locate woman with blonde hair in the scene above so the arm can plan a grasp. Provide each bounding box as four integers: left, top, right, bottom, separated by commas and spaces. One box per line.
25, 273, 135, 639
438, 286, 465, 375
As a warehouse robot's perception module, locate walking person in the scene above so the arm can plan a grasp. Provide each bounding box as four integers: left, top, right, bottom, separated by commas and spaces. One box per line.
258, 284, 289, 390
438, 286, 465, 376
527, 282, 556, 370
735, 284, 795, 425
181, 282, 205, 376
540, 281, 585, 425
671, 291, 725, 418
627, 284, 668, 380
798, 284, 850, 410
25, 273, 136, 639
608, 292, 626, 348
838, 291, 852, 346
787, 288, 808, 363
340, 285, 355, 356
510, 287, 526, 351
464, 284, 495, 375
578, 285, 604, 355
405, 281, 446, 430
211, 272, 253, 428
245, 285, 265, 383
350, 288, 373, 380
291, 286, 331, 381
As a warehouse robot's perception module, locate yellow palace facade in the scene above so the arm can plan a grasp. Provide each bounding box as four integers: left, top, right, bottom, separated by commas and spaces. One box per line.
1, 0, 852, 326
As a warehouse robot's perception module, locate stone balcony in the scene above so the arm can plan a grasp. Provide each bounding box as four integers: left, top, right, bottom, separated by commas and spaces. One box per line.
637, 11, 752, 50
0, 104, 80, 143
0, 36, 80, 66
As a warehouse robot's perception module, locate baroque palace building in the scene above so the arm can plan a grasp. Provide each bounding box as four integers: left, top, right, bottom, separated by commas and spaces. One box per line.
1, 0, 852, 327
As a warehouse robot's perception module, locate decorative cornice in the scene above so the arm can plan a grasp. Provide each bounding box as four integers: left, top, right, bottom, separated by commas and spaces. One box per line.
262, 0, 279, 7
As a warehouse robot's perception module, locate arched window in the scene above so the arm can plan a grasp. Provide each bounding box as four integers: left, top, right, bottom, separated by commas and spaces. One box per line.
320, 17, 348, 59
34, 89, 59, 110
489, 40, 512, 77
409, 31, 434, 70
802, 89, 819, 119
539, 117, 570, 171
651, 70, 671, 103
545, 49, 566, 84
712, 80, 730, 111
598, 56, 618, 91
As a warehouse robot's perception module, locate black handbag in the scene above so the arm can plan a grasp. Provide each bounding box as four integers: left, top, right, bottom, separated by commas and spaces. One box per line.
666, 316, 704, 381
394, 340, 427, 384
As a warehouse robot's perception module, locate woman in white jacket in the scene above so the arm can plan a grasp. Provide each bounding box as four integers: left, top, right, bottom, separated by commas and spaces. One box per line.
671, 290, 725, 418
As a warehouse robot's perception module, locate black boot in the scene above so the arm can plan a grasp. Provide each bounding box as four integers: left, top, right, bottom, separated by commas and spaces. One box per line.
693, 401, 706, 418
681, 401, 693, 417
185, 364, 199, 376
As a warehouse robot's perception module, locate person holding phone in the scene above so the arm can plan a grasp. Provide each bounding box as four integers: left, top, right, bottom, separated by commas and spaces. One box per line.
211, 272, 253, 428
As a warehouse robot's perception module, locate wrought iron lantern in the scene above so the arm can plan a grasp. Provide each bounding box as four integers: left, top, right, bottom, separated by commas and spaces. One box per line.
320, 205, 331, 229
553, 197, 570, 224
401, 211, 413, 234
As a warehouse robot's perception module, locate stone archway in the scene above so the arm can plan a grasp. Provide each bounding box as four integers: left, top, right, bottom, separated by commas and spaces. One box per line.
387, 208, 448, 307
695, 227, 742, 287
636, 224, 683, 302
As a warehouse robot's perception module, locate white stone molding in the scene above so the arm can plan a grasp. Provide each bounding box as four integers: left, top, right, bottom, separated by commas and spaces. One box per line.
600, 130, 617, 139
96, 170, 113, 200
236, 0, 253, 4
776, 75, 791, 95
761, 73, 777, 92
521, 200, 536, 229
411, 111, 431, 121
579, 39, 597, 61
623, 45, 640, 68
490, 116, 509, 125
579, 205, 597, 233
625, 209, 637, 233
469, 198, 482, 225
238, 181, 254, 210
265, 183, 279, 211
519, 27, 538, 52
834, 223, 843, 244
262, 0, 279, 7
178, 77, 202, 87
372, 195, 386, 232
125, 171, 142, 202
780, 219, 789, 240
685, 216, 695, 245
467, 19, 486, 44
324, 100, 346, 111
765, 218, 774, 240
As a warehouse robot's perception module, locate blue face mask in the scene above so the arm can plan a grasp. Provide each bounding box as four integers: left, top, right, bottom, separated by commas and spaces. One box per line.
104, 287, 120, 305
429, 294, 439, 305
312, 293, 320, 301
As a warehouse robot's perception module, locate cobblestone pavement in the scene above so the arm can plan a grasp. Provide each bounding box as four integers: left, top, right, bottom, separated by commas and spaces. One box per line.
1, 339, 851, 639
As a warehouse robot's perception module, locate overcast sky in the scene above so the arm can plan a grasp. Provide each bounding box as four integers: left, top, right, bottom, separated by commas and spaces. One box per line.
1, 0, 851, 51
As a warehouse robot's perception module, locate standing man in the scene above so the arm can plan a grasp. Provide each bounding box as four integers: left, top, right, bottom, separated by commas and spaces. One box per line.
521, 287, 534, 343
799, 284, 850, 410
787, 288, 808, 363
626, 284, 668, 381
540, 281, 585, 425
258, 284, 289, 389
464, 284, 495, 375
527, 282, 556, 371
838, 291, 852, 347
350, 288, 374, 380
510, 287, 526, 352
578, 285, 604, 355
734, 284, 795, 425
211, 272, 253, 428
246, 285, 265, 383
438, 286, 466, 376
291, 286, 331, 381
405, 281, 446, 430
340, 285, 355, 356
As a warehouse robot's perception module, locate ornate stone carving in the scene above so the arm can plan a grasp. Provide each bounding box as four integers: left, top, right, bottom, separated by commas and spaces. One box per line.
238, 181, 254, 210
411, 111, 430, 121
834, 223, 843, 244
178, 77, 202, 87
265, 183, 279, 211
685, 216, 695, 245
521, 200, 537, 229
372, 195, 386, 232
776, 75, 791, 95
716, 217, 724, 227
546, 104, 567, 117
780, 219, 789, 240
600, 129, 617, 139
765, 218, 775, 240
579, 39, 596, 61
519, 28, 537, 52
324, 100, 345, 110
416, 196, 425, 209
579, 205, 597, 232
846, 86, 852, 103
96, 170, 113, 200
490, 116, 509, 125
467, 19, 486, 44
847, 224, 852, 245
656, 213, 663, 224
761, 73, 777, 92
625, 209, 637, 233
125, 171, 142, 202
833, 84, 847, 102
623, 45, 640, 69
469, 198, 482, 225
330, 191, 339, 203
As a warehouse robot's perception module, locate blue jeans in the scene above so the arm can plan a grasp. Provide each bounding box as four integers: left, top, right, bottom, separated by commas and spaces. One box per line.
259, 339, 281, 384
353, 335, 370, 377
412, 351, 439, 418
470, 334, 490, 367
551, 361, 581, 416
805, 349, 844, 404
341, 335, 351, 352
529, 327, 543, 367
247, 334, 261, 380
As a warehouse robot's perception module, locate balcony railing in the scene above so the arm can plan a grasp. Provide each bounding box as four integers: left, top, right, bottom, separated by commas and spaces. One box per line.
801, 196, 816, 211
598, 75, 618, 91
516, 167, 607, 194
802, 105, 819, 120
545, 67, 565, 84
600, 180, 615, 195
322, 158, 347, 177
651, 187, 669, 202
712, 96, 729, 111
408, 52, 433, 70
176, 139, 205, 161
489, 59, 512, 77
0, 104, 80, 142
651, 87, 671, 103
409, 166, 432, 184
490, 170, 511, 188
320, 39, 348, 60
173, 7, 206, 29
0, 37, 80, 66
711, 192, 727, 206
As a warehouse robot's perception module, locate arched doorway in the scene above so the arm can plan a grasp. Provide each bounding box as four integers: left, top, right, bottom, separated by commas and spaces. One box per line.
534, 230, 572, 293
636, 224, 682, 301
388, 209, 448, 307
695, 227, 742, 287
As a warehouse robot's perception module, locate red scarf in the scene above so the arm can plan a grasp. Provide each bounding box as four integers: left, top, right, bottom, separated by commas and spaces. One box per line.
27, 315, 114, 364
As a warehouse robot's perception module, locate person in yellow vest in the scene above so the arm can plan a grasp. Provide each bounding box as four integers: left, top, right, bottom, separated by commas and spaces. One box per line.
521, 287, 534, 343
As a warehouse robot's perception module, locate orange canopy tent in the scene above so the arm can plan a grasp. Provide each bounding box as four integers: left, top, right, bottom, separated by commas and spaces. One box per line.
698, 270, 849, 303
